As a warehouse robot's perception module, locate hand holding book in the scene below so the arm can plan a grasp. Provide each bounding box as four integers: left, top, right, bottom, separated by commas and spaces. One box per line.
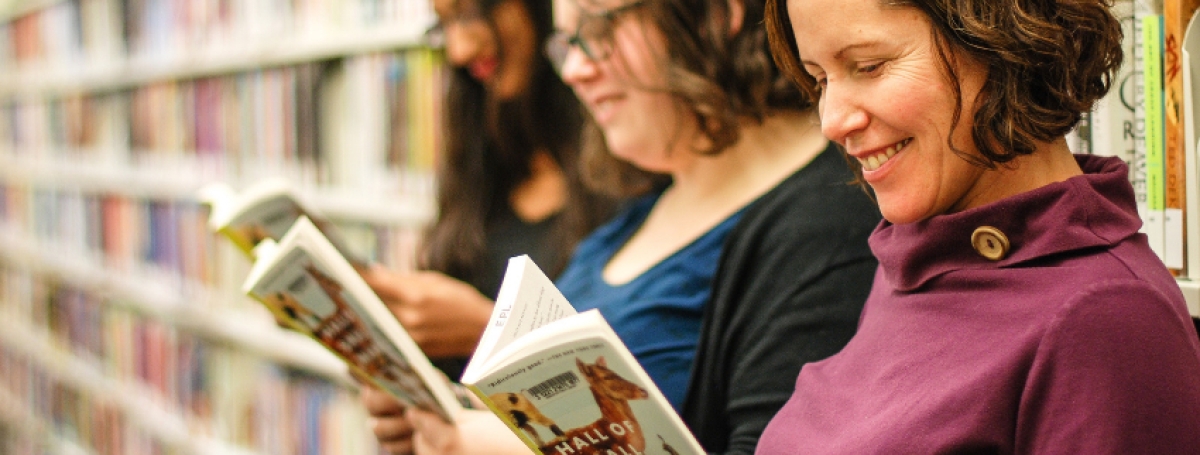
360, 266, 495, 359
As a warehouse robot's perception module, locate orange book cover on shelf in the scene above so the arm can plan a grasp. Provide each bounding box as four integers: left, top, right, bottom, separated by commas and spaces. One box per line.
1164, 0, 1200, 275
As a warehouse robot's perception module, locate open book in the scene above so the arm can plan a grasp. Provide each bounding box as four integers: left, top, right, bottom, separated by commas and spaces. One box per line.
200, 178, 369, 267
462, 255, 704, 455
242, 216, 462, 422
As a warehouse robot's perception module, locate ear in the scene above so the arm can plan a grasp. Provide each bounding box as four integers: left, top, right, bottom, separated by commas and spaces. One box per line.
727, 0, 745, 36
595, 356, 607, 368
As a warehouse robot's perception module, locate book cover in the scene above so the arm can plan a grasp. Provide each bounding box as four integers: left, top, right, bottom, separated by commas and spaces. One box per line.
242, 216, 461, 422
462, 256, 704, 455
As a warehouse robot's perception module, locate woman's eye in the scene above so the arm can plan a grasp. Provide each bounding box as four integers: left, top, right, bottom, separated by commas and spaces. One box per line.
857, 62, 883, 74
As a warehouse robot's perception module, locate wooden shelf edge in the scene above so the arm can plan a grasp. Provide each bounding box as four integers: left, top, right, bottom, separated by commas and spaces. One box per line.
1178, 278, 1200, 318
0, 0, 62, 22
0, 155, 435, 226
0, 24, 435, 96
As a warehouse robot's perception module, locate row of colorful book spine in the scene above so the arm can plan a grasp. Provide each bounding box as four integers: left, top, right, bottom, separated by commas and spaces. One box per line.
0, 263, 384, 454
1, 48, 446, 194
1, 0, 435, 71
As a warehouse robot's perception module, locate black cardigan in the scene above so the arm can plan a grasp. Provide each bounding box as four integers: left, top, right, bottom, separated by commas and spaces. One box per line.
680, 144, 881, 454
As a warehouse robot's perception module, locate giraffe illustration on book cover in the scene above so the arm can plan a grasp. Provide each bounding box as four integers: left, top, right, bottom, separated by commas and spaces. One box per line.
259, 260, 448, 419
491, 354, 681, 455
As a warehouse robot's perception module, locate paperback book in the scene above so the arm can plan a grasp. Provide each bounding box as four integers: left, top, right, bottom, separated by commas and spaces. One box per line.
242, 216, 462, 421
461, 255, 704, 455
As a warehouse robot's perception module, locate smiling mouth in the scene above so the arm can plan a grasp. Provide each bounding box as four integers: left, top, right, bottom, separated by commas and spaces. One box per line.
469, 59, 499, 82
859, 138, 911, 171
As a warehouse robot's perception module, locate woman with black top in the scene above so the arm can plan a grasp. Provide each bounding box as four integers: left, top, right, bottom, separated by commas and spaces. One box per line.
358, 0, 616, 451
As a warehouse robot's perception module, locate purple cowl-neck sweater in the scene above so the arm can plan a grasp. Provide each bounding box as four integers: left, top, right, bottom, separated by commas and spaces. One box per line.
757, 155, 1200, 454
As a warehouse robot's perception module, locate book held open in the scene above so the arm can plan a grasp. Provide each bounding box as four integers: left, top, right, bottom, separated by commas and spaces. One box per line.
462, 255, 704, 455
241, 216, 462, 422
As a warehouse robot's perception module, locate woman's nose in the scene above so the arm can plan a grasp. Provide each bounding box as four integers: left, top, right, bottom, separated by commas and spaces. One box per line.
819, 82, 869, 145
557, 45, 598, 86
443, 22, 482, 67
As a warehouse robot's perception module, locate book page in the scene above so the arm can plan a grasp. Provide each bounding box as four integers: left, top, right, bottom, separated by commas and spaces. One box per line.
468, 255, 577, 379
466, 312, 703, 455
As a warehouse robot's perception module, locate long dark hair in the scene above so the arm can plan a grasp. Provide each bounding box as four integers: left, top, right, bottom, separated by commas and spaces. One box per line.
422, 0, 616, 280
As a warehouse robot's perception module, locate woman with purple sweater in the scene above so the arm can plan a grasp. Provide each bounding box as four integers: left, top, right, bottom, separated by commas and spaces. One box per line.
758, 0, 1200, 452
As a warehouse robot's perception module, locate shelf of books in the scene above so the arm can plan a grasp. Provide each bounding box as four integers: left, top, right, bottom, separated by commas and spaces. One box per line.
1073, 0, 1200, 319
0, 0, 445, 452
0, 380, 93, 455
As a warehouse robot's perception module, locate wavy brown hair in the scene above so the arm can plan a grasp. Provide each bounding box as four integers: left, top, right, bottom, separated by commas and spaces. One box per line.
764, 0, 1123, 170
580, 0, 809, 197
423, 0, 617, 280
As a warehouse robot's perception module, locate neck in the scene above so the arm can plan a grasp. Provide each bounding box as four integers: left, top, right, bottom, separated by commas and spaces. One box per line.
509, 150, 568, 222
664, 109, 825, 204
953, 138, 1082, 213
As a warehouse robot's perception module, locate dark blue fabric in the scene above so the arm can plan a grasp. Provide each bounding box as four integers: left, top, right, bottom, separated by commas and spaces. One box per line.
555, 191, 745, 411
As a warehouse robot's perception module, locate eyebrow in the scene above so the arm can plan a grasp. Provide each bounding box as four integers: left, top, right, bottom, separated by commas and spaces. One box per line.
800, 40, 888, 67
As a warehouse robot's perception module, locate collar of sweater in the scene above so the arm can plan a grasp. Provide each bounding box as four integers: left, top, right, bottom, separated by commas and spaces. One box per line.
870, 154, 1142, 292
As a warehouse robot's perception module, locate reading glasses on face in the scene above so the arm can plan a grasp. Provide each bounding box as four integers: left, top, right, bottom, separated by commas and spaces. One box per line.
544, 1, 646, 74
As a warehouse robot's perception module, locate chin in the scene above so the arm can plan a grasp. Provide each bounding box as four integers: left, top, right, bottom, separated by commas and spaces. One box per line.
878, 200, 929, 225
491, 78, 524, 101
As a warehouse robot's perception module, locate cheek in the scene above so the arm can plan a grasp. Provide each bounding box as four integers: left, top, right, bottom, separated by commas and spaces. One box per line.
494, 50, 535, 99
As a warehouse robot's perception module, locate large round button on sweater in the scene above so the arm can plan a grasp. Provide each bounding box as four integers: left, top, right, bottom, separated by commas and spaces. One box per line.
971, 226, 1010, 261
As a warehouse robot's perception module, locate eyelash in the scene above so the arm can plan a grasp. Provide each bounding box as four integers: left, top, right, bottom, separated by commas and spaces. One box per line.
813, 61, 884, 90
857, 62, 884, 75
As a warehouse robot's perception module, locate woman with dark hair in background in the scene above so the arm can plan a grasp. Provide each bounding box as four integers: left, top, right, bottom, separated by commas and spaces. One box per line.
359, 0, 616, 451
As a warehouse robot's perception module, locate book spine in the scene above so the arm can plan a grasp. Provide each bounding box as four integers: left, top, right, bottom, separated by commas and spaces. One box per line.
1090, 0, 1137, 164
1163, 0, 1200, 274
1139, 11, 1168, 261
1187, 32, 1200, 279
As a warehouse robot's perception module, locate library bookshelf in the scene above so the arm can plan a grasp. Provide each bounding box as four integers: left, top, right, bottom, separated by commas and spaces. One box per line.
1083, 0, 1200, 322
0, 0, 444, 453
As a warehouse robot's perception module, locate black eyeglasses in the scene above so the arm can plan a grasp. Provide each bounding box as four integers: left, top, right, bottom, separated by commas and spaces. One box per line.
543, 1, 646, 74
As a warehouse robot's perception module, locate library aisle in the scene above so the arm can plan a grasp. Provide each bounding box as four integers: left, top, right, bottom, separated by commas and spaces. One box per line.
0, 0, 445, 453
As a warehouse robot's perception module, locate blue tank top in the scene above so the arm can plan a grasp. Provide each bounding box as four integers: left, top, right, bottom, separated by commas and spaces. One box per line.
555, 191, 745, 410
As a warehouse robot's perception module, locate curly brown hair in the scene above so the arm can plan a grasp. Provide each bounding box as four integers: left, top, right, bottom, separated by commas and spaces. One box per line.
764, 0, 1123, 169
580, 0, 809, 197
